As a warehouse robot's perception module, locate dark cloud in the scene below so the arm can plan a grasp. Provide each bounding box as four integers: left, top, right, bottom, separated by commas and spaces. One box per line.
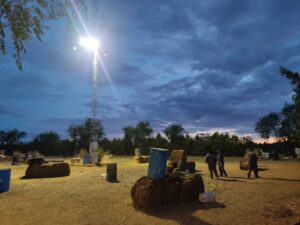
1, 0, 299, 139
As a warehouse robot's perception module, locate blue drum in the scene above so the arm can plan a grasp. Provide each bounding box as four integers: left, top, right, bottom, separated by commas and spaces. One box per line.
148, 148, 168, 179
0, 169, 11, 193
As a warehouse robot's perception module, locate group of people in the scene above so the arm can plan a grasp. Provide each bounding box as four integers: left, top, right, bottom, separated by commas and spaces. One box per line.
205, 148, 259, 179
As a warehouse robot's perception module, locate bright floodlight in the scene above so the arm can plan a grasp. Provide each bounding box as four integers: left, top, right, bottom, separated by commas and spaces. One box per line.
79, 37, 99, 52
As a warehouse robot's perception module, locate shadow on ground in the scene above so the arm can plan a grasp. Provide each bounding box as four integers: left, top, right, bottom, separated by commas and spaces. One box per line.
230, 176, 300, 182
217, 178, 246, 182
150, 201, 225, 225
258, 168, 269, 171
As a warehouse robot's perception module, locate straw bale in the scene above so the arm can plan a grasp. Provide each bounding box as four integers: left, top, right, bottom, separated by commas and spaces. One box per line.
25, 163, 70, 178
179, 173, 204, 202
240, 159, 249, 170
134, 156, 149, 164
131, 173, 204, 212
0, 155, 10, 162
28, 158, 45, 166
71, 158, 81, 164
170, 149, 187, 163
12, 151, 22, 156
138, 156, 149, 163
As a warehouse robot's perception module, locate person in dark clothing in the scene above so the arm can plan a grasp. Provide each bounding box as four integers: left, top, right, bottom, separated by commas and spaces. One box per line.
217, 150, 228, 177
205, 150, 219, 179
247, 148, 260, 178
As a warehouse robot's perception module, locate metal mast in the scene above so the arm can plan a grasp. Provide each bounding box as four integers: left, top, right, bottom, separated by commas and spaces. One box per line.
89, 51, 99, 157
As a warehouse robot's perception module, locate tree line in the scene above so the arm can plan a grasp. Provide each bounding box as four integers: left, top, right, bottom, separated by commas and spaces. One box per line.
0, 119, 293, 157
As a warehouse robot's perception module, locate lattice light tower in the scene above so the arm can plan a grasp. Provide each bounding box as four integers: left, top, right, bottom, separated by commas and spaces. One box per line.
89, 51, 99, 154
79, 37, 100, 162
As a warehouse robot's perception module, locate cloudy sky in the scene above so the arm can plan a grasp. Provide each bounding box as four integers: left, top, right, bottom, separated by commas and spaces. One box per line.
0, 0, 299, 140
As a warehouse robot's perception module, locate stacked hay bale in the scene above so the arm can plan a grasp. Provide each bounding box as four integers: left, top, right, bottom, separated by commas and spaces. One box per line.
25, 163, 70, 178
102, 154, 113, 160
133, 148, 149, 164
26, 151, 41, 159
131, 172, 204, 212
0, 150, 8, 161
0, 154, 10, 162
70, 158, 81, 164
134, 156, 149, 163
11, 151, 25, 165
167, 149, 195, 172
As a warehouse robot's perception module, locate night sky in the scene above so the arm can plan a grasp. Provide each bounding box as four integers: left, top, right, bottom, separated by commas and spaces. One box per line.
0, 0, 300, 140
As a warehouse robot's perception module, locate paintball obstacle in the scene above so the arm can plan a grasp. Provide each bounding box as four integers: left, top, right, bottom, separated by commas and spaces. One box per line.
131, 172, 204, 212
167, 149, 196, 172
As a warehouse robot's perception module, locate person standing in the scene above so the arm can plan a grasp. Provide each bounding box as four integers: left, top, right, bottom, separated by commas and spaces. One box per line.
217, 149, 228, 177
247, 148, 260, 178
205, 150, 219, 179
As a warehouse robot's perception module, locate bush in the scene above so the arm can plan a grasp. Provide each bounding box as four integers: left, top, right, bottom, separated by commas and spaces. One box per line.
95, 147, 105, 161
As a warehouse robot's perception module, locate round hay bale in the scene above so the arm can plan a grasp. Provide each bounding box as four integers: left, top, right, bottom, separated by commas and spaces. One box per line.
25, 163, 70, 178
131, 173, 204, 212
179, 173, 204, 202
240, 159, 249, 170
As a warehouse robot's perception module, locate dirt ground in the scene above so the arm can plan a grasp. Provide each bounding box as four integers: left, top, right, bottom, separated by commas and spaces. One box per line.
0, 156, 299, 225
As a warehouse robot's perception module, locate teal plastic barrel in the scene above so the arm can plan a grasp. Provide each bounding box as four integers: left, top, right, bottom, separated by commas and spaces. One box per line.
148, 148, 168, 179
0, 169, 11, 193
83, 155, 89, 164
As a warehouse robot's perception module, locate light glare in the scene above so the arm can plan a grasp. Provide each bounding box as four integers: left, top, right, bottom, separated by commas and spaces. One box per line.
79, 37, 99, 51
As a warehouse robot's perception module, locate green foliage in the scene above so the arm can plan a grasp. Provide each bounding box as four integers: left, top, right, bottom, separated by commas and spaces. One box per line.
0, 0, 71, 70
95, 147, 105, 160
280, 66, 300, 86
255, 67, 300, 148
163, 123, 185, 148
122, 121, 153, 154
280, 66, 300, 130
0, 129, 27, 154
68, 118, 105, 149
255, 112, 280, 139
31, 131, 60, 155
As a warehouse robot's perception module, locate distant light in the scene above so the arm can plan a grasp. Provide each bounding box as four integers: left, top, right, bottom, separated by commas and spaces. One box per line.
103, 50, 109, 56
79, 37, 99, 52
73, 46, 77, 51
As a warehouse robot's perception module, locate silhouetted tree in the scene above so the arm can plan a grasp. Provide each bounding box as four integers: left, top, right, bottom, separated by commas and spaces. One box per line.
31, 131, 60, 155
255, 113, 280, 139
0, 129, 26, 154
122, 121, 153, 154
163, 123, 185, 149
122, 126, 135, 154
280, 66, 300, 129
68, 118, 105, 149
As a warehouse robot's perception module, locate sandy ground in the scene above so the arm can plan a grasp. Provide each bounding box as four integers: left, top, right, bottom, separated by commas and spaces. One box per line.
0, 156, 299, 225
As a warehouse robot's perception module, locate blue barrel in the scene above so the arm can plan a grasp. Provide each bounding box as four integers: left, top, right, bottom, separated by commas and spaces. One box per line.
148, 148, 168, 179
0, 169, 11, 193
83, 155, 89, 164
